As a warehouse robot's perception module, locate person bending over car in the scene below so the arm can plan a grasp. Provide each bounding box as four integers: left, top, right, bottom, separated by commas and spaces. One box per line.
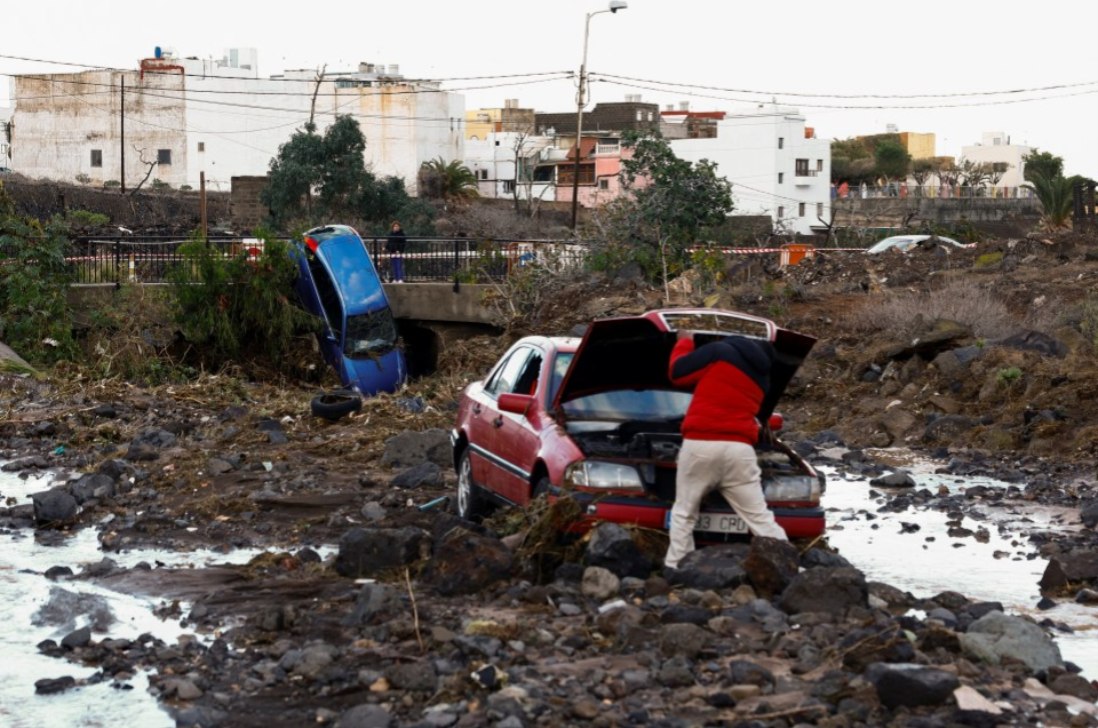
664, 331, 787, 570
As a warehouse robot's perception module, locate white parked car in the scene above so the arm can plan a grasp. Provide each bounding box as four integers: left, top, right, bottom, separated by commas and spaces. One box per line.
866, 235, 966, 254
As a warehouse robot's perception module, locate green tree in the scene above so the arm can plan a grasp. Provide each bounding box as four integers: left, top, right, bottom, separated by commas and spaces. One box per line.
596, 131, 733, 295
1025, 171, 1073, 230
262, 116, 430, 231
0, 185, 77, 365
1023, 149, 1064, 184
910, 158, 937, 192
166, 231, 317, 370
417, 158, 479, 202
874, 140, 911, 182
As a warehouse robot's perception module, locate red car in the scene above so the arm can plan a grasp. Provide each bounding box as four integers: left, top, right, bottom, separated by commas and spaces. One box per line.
450, 308, 825, 540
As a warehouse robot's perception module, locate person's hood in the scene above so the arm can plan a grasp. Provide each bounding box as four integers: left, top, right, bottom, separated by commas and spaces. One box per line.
554, 314, 816, 420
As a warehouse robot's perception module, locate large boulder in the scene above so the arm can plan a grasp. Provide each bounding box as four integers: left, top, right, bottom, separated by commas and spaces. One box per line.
1040, 550, 1098, 591
668, 543, 749, 590
866, 663, 959, 709
582, 522, 653, 579
742, 537, 799, 598
68, 473, 116, 504
422, 527, 513, 596
380, 429, 451, 469
779, 566, 868, 616
959, 611, 1063, 672
30, 488, 79, 525
334, 527, 432, 578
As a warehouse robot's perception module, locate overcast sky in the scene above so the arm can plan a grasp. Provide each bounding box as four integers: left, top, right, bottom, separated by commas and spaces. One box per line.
3, 0, 1097, 177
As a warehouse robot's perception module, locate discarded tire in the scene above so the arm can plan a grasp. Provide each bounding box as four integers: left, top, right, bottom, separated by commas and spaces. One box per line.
310, 390, 362, 421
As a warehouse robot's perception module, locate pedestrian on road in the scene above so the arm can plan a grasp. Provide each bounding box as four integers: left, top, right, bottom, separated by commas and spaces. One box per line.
386, 221, 407, 283
664, 331, 788, 570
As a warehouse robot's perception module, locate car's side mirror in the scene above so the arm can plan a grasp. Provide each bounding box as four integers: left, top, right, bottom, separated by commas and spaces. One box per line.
768, 413, 784, 432
498, 393, 533, 417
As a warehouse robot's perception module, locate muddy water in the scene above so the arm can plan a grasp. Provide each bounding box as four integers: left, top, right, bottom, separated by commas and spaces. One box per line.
0, 469, 263, 727
822, 454, 1098, 678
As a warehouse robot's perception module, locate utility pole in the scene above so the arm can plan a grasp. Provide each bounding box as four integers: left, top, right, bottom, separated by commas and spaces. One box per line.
120, 76, 126, 193
200, 171, 208, 243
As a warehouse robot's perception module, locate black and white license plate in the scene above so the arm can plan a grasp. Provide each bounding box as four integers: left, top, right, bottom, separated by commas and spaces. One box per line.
665, 511, 748, 534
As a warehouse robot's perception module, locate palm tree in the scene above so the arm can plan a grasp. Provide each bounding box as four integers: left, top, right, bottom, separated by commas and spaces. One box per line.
417, 158, 479, 202
1025, 171, 1073, 230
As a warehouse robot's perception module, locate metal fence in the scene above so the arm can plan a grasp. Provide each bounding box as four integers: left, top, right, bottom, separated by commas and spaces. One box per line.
30, 236, 590, 285
833, 184, 1036, 200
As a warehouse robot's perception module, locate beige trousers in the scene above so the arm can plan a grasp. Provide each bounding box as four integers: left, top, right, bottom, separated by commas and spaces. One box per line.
665, 439, 787, 569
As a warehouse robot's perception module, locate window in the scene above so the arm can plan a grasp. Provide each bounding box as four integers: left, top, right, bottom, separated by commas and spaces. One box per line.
636, 110, 643, 121
817, 202, 824, 218
157, 149, 172, 165
197, 142, 205, 153
90, 150, 102, 168
778, 172, 784, 184
777, 206, 785, 218
816, 159, 823, 172
502, 180, 515, 194
494, 140, 500, 146
798, 202, 806, 217
778, 137, 784, 149
478, 169, 488, 180
795, 159, 810, 176
486, 348, 534, 397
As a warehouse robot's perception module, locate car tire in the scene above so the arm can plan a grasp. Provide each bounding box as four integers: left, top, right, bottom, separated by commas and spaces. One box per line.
310, 389, 362, 421
456, 450, 492, 521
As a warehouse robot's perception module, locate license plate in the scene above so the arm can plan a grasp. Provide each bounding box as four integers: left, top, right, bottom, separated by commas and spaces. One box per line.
664, 511, 748, 534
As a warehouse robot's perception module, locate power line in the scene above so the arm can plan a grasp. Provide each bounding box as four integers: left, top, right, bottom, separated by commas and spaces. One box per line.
591, 76, 1098, 110
593, 72, 1098, 100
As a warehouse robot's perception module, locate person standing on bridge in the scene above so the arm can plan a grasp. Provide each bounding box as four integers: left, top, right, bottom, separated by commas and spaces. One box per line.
386, 221, 407, 283
664, 331, 787, 571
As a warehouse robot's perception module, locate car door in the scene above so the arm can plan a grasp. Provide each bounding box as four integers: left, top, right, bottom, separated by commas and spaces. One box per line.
473, 346, 536, 502
492, 347, 546, 505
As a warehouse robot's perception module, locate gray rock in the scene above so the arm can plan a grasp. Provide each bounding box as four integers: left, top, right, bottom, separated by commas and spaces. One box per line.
31, 488, 78, 524
583, 522, 652, 579
924, 415, 977, 443
32, 587, 113, 632
869, 471, 916, 488
743, 537, 799, 598
61, 626, 91, 649
68, 473, 115, 504
581, 566, 620, 601
1048, 672, 1098, 701
387, 660, 437, 691
380, 429, 451, 469
779, 567, 868, 615
334, 527, 432, 579
996, 330, 1067, 358
959, 610, 1063, 672
656, 656, 695, 687
866, 662, 959, 709
728, 659, 775, 688
165, 678, 203, 700
390, 461, 442, 489
206, 458, 234, 475
174, 706, 228, 728
422, 527, 512, 596
669, 543, 749, 590
344, 583, 399, 626
1081, 500, 1098, 529
35, 676, 76, 694
1040, 549, 1098, 591
658, 623, 708, 657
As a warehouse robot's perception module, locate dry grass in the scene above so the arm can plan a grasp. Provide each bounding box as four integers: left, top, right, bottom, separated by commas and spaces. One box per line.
847, 279, 1030, 340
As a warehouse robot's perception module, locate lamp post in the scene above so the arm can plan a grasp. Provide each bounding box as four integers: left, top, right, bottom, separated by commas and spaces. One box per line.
570, 0, 627, 230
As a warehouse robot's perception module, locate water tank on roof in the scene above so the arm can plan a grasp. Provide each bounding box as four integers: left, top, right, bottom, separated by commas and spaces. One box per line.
155, 46, 163, 59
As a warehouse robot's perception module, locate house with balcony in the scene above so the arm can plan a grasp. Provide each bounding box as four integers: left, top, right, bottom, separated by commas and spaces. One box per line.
669, 104, 831, 236
960, 132, 1031, 188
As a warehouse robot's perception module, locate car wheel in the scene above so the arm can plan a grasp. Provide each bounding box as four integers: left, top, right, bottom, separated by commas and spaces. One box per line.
310, 389, 362, 421
456, 450, 492, 521
533, 476, 551, 501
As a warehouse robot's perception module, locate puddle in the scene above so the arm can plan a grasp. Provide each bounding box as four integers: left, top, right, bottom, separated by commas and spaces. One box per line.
0, 467, 268, 727
822, 459, 1098, 678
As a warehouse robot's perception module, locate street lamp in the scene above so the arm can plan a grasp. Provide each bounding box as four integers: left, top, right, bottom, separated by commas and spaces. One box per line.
570, 0, 628, 230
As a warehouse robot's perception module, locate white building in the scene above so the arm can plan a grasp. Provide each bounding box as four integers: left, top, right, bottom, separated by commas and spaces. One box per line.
0, 105, 10, 168
10, 50, 464, 193
960, 132, 1031, 188
669, 104, 831, 236
464, 131, 557, 201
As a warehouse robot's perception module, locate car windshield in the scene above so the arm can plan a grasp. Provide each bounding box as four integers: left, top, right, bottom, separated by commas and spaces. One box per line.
344, 309, 398, 357
562, 388, 692, 421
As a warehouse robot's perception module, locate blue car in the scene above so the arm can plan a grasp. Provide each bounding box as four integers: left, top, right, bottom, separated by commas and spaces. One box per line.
293, 225, 406, 395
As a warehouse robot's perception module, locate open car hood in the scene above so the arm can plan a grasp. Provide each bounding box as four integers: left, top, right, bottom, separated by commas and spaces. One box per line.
554, 313, 816, 421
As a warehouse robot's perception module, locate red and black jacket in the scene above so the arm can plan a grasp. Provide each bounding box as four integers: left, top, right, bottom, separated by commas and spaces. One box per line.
668, 336, 772, 444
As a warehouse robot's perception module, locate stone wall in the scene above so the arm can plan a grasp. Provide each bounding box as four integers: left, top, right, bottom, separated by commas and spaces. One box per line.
230, 176, 270, 232
832, 197, 1042, 236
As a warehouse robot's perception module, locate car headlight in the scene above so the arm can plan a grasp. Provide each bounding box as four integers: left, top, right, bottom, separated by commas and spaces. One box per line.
764, 475, 821, 503
563, 460, 644, 491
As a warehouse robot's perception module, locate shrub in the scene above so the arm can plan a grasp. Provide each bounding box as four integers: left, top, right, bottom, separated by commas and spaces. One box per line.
66, 209, 110, 227
997, 366, 1022, 385
848, 279, 1021, 340
103, 180, 121, 189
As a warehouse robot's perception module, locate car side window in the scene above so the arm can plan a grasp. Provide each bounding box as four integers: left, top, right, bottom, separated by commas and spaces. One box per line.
310, 258, 343, 334
513, 353, 543, 396
485, 348, 532, 398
